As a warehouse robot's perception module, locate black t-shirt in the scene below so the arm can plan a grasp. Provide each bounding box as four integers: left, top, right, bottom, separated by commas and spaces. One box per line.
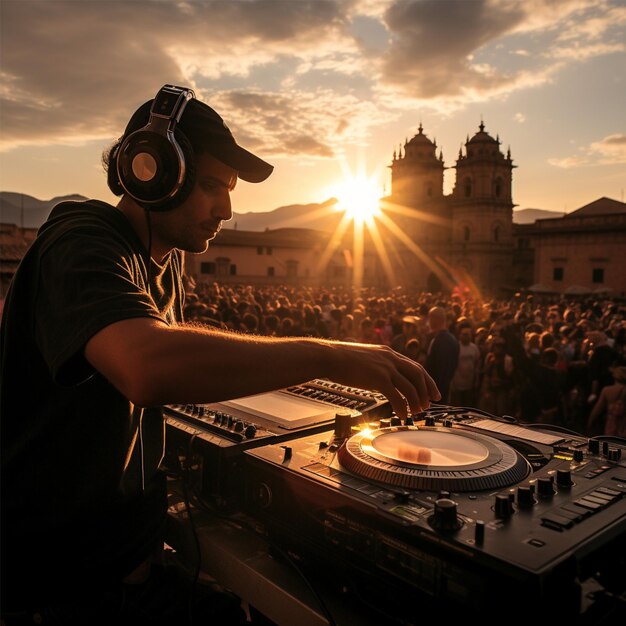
0, 200, 185, 609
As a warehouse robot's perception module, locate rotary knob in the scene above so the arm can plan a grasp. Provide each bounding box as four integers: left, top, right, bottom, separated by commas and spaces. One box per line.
556, 469, 573, 487
334, 411, 353, 439
494, 494, 514, 519
573, 449, 584, 462
588, 439, 600, 455
537, 476, 555, 497
425, 415, 436, 426
516, 486, 535, 508
390, 416, 402, 426
608, 448, 622, 462
429, 498, 462, 532
244, 424, 257, 439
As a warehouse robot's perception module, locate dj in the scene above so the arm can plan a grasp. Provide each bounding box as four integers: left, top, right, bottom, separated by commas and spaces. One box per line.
0, 85, 440, 625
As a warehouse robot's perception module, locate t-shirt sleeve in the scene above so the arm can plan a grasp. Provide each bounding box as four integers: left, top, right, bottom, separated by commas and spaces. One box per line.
34, 229, 164, 385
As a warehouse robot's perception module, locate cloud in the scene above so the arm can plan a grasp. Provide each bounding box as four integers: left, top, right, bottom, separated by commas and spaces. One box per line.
1, 0, 624, 159
514, 113, 526, 123
549, 133, 626, 168
376, 0, 623, 102
0, 0, 351, 151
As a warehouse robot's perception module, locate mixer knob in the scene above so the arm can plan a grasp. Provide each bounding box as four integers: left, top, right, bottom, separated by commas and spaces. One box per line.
573, 449, 584, 462
474, 520, 485, 544
379, 418, 391, 429
425, 416, 436, 426
602, 441, 610, 456
494, 494, 513, 519
281, 446, 292, 462
588, 439, 600, 455
517, 486, 535, 508
334, 411, 353, 439
244, 424, 257, 439
404, 416, 414, 426
227, 415, 234, 428
234, 420, 244, 433
537, 477, 555, 497
438, 490, 451, 500
608, 448, 621, 462
443, 419, 453, 428
390, 416, 402, 427
556, 469, 573, 488
429, 498, 462, 532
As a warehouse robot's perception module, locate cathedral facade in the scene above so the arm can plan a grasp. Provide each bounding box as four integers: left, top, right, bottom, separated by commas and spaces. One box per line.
384, 122, 515, 296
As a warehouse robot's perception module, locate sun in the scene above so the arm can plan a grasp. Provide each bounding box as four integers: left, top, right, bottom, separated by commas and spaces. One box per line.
333, 175, 383, 222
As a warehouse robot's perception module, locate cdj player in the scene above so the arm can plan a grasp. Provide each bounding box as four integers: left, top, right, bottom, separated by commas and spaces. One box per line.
242, 406, 626, 623
163, 379, 391, 507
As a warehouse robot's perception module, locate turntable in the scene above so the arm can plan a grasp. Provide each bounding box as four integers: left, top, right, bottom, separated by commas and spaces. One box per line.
243, 407, 626, 622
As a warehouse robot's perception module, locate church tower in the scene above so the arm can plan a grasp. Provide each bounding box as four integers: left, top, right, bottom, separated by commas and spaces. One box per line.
390, 124, 445, 206
450, 122, 516, 293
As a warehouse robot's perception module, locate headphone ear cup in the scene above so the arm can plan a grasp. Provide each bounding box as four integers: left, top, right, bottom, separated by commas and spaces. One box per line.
116, 128, 195, 211
107, 142, 125, 196
150, 129, 196, 212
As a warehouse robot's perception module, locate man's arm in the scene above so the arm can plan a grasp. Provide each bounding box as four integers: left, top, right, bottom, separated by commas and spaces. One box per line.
85, 317, 440, 419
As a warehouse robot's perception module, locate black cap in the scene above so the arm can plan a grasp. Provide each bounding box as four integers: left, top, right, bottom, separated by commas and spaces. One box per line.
123, 97, 273, 183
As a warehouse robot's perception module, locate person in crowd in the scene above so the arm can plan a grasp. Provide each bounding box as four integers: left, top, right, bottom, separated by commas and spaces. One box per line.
450, 326, 481, 408
480, 336, 515, 416
0, 85, 439, 625
425, 306, 460, 404
587, 365, 626, 437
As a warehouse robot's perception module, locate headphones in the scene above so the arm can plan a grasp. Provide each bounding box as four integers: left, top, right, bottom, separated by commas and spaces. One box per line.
115, 85, 196, 211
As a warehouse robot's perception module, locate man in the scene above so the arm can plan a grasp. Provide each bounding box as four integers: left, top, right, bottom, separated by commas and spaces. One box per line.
450, 325, 481, 408
0, 85, 439, 625
425, 306, 459, 404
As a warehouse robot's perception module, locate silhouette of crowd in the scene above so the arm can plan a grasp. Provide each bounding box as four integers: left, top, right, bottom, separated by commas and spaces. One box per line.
184, 279, 626, 438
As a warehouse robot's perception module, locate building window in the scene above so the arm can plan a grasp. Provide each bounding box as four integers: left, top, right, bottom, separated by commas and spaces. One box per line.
230, 265, 237, 276
464, 178, 472, 197
200, 262, 216, 274
463, 226, 470, 242
286, 260, 298, 278
495, 177, 502, 198
267, 267, 275, 277
592, 268, 604, 284
216, 257, 230, 277
518, 238, 529, 249
553, 267, 564, 281
257, 246, 263, 255
493, 226, 500, 242
266, 247, 273, 255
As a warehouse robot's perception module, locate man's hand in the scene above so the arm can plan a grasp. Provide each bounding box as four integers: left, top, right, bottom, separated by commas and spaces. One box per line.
327, 341, 441, 419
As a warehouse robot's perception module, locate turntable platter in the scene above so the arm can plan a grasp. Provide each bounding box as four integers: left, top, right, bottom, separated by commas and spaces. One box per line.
337, 426, 531, 491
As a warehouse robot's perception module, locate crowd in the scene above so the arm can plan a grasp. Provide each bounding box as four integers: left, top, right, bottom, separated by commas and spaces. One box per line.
184, 280, 626, 438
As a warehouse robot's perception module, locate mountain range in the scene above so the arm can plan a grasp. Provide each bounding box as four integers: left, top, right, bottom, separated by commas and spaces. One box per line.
0, 191, 565, 231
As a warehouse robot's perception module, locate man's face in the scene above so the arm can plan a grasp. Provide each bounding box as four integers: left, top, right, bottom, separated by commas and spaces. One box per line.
460, 328, 472, 345
154, 153, 236, 254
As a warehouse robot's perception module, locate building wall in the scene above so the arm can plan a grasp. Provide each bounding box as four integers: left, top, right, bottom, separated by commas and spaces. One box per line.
531, 216, 626, 295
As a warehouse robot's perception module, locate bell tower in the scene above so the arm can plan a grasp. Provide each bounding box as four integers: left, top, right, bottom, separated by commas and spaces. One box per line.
450, 121, 516, 293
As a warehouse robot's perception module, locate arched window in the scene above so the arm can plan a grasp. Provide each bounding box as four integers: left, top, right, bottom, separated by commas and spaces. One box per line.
464, 178, 472, 197
494, 226, 500, 242
494, 177, 503, 198
463, 226, 470, 241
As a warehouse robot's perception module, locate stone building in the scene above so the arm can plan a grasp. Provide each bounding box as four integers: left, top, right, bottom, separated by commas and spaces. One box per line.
383, 121, 515, 295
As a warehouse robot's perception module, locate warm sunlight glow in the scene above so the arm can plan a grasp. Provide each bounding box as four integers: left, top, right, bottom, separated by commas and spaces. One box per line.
333, 175, 383, 223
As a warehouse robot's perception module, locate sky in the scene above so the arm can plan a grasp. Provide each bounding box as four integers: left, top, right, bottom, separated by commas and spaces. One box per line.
1, 0, 625, 216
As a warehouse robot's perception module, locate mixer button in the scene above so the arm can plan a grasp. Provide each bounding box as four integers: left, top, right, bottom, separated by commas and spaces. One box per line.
574, 498, 602, 511
588, 491, 615, 503
595, 486, 622, 497
560, 503, 592, 519
541, 513, 574, 530
581, 494, 610, 506
554, 508, 583, 523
